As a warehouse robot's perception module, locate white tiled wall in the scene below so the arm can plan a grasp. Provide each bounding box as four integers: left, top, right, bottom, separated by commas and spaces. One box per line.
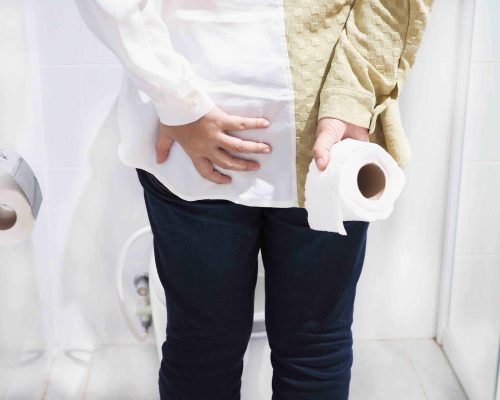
353, 0, 462, 339
445, 1, 500, 399
0, 1, 54, 398
26, 0, 151, 351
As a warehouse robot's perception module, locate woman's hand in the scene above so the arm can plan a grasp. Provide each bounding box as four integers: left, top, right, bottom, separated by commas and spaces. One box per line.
155, 106, 272, 184
312, 117, 369, 171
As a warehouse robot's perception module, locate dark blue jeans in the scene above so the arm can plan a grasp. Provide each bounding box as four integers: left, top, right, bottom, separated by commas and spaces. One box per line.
136, 168, 369, 400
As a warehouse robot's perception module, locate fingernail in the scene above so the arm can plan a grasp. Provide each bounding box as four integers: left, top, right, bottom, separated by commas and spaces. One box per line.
262, 120, 270, 127
263, 147, 271, 153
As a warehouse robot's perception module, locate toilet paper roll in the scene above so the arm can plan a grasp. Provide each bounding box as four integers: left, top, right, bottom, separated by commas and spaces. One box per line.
0, 147, 42, 246
304, 138, 406, 236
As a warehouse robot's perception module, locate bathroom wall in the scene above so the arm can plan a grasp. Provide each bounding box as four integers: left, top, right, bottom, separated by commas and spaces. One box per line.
353, 0, 463, 339
0, 0, 54, 398
442, 1, 500, 399
25, 0, 153, 351
2, 0, 156, 396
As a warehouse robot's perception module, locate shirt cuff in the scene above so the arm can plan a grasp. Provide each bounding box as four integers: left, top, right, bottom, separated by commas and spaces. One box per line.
152, 86, 215, 126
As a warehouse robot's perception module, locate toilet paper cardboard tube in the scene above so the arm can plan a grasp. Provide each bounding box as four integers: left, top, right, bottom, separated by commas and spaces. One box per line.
357, 162, 386, 200
0, 204, 17, 231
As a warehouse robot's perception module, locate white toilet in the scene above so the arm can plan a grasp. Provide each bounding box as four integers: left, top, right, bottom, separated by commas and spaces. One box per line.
148, 250, 273, 399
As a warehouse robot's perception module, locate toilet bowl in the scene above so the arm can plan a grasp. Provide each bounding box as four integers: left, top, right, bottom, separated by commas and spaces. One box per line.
148, 250, 273, 399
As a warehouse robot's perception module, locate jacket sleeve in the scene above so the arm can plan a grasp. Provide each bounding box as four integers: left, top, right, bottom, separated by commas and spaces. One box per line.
74, 0, 215, 126
318, 0, 434, 135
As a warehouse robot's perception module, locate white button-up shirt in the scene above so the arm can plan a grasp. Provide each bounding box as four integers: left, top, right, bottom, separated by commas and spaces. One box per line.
75, 0, 299, 207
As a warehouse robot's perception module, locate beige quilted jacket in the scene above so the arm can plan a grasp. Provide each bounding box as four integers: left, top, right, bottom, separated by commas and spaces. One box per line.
285, 0, 434, 207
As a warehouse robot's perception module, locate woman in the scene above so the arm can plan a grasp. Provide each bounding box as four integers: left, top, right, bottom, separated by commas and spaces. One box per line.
76, 0, 433, 398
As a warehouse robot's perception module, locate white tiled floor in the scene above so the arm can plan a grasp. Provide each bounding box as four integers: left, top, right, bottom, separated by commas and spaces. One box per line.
350, 339, 467, 400
41, 338, 467, 400
83, 345, 159, 400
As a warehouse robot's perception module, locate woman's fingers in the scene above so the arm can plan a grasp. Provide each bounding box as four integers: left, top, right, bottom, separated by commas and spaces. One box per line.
156, 106, 273, 183
311, 118, 370, 171
216, 132, 272, 154
221, 114, 270, 131
211, 148, 260, 171
155, 133, 174, 164
192, 157, 232, 184
312, 130, 342, 171
312, 119, 345, 171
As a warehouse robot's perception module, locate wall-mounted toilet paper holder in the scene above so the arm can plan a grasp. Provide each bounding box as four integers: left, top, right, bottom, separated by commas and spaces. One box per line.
0, 147, 43, 222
